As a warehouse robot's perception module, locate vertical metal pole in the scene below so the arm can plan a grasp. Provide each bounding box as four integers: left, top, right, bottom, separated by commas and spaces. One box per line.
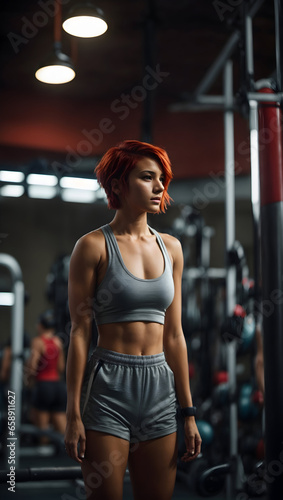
246, 6, 261, 314
258, 85, 283, 499
10, 280, 25, 468
244, 8, 255, 92
224, 60, 237, 500
249, 100, 261, 315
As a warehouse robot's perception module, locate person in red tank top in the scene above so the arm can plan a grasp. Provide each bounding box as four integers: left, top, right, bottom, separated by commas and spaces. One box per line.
26, 310, 67, 443
36, 335, 60, 382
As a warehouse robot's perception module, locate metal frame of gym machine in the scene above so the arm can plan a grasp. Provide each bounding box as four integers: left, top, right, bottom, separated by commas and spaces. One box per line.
171, 0, 283, 498
0, 254, 25, 469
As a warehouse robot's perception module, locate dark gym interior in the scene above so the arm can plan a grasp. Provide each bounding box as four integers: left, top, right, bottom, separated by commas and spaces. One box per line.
1, 1, 283, 499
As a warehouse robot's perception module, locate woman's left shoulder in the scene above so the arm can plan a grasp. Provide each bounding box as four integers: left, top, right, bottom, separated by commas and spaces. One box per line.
158, 232, 183, 258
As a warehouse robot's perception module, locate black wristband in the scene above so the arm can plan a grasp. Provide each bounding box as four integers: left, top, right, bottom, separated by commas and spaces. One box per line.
180, 406, 196, 418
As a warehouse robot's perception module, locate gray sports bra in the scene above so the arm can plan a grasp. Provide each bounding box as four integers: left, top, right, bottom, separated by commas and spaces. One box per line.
93, 224, 174, 325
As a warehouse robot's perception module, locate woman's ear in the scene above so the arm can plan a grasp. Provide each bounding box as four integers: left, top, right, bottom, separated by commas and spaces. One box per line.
111, 178, 121, 196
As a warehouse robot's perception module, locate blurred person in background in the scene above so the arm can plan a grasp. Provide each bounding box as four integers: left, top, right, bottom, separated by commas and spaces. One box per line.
26, 310, 67, 442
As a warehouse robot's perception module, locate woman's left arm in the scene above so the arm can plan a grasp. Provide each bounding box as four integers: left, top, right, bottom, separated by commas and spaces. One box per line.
163, 234, 202, 462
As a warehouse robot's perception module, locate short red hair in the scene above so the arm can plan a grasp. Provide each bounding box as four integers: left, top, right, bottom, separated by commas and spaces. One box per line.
95, 140, 173, 212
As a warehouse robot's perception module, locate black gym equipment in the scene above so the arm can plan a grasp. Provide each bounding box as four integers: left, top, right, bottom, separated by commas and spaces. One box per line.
178, 208, 226, 401
19, 424, 66, 455
0, 466, 82, 483
46, 253, 71, 339
197, 463, 230, 497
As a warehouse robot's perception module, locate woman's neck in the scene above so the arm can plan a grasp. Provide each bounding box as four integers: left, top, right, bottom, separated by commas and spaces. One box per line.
110, 211, 150, 237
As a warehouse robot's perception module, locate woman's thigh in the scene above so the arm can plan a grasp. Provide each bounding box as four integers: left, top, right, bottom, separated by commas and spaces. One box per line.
81, 430, 130, 500
128, 431, 178, 500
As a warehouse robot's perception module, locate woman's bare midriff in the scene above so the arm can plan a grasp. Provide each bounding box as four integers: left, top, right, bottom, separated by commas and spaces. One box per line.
96, 321, 164, 355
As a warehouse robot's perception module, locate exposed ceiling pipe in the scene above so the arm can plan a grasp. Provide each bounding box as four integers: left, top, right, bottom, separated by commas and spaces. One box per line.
140, 0, 157, 143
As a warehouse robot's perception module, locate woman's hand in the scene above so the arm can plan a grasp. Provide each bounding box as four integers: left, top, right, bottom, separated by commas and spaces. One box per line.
64, 415, 86, 463
181, 418, 202, 462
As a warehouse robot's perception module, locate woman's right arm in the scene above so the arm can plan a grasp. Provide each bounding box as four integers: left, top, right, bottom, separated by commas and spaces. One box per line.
64, 232, 101, 463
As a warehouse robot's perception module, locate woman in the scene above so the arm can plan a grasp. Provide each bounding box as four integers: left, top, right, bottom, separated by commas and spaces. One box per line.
64, 140, 201, 500
27, 310, 67, 441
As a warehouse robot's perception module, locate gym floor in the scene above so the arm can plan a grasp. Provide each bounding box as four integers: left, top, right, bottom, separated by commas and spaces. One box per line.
11, 483, 224, 500
2, 478, 267, 500
3, 479, 226, 500
0, 451, 267, 500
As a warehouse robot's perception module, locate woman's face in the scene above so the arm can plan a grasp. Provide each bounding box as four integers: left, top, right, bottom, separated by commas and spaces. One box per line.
121, 157, 165, 214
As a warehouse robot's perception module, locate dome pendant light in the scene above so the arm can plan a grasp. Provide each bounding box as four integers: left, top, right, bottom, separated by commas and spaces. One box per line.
62, 3, 108, 38
35, 42, 76, 84
35, 0, 76, 85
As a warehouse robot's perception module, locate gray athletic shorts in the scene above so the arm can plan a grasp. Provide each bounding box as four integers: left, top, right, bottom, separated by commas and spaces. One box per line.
80, 346, 177, 443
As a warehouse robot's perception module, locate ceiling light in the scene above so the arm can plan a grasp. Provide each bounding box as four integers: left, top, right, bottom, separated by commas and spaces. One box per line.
0, 185, 25, 197
0, 171, 25, 183
62, 4, 108, 38
28, 185, 58, 199
61, 188, 96, 203
60, 176, 99, 190
27, 174, 58, 186
35, 43, 75, 84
